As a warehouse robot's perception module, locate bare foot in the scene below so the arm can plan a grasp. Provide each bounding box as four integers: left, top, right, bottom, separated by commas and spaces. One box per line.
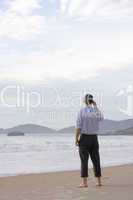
96, 177, 102, 187
78, 184, 88, 188
96, 183, 103, 187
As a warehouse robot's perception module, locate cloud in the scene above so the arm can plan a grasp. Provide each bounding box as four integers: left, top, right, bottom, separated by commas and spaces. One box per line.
60, 0, 133, 20
0, 45, 131, 82
0, 0, 132, 41
9, 0, 42, 15
0, 0, 45, 40
0, 0, 132, 82
60, 0, 69, 13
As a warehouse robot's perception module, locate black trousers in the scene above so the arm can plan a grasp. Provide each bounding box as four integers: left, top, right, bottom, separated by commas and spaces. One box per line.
78, 134, 101, 178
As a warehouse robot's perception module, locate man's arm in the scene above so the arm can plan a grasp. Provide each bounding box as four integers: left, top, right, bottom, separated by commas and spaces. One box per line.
75, 109, 82, 146
93, 101, 104, 121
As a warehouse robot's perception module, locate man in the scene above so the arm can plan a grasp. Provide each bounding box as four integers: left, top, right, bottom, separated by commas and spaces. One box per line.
75, 94, 104, 187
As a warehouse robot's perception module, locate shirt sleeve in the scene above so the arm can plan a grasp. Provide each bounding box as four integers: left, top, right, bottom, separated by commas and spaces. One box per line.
94, 107, 104, 121
76, 110, 82, 129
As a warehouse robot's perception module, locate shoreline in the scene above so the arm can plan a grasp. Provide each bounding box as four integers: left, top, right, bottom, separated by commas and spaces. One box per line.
0, 162, 133, 178
0, 164, 133, 200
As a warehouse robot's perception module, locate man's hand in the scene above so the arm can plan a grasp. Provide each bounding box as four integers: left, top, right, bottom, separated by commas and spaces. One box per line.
92, 101, 98, 110
92, 101, 97, 107
75, 140, 79, 146
75, 128, 81, 146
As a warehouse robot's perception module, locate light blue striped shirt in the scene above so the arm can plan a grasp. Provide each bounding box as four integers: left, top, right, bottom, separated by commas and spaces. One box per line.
76, 105, 104, 135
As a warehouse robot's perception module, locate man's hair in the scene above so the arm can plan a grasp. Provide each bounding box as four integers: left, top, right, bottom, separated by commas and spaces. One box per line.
85, 94, 94, 105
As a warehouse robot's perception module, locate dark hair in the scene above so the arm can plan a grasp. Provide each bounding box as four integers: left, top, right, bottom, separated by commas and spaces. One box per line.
85, 94, 94, 105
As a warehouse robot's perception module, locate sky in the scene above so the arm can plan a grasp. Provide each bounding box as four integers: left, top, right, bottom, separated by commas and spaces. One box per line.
0, 0, 133, 129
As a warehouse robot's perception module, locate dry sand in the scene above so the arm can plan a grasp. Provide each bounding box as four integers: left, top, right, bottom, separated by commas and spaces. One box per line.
0, 164, 133, 200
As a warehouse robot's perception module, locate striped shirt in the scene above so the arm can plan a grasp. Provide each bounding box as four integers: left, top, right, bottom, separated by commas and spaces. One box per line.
76, 105, 104, 135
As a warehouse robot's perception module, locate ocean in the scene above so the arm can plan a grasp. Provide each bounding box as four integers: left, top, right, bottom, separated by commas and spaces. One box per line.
0, 134, 133, 177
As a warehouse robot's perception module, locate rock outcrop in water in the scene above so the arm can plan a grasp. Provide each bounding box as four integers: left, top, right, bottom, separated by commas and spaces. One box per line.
7, 131, 25, 136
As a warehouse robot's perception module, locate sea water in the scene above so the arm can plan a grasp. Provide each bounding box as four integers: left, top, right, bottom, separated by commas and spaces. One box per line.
0, 134, 133, 177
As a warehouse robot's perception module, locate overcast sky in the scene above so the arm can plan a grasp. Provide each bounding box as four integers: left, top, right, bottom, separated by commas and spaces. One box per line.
0, 0, 133, 129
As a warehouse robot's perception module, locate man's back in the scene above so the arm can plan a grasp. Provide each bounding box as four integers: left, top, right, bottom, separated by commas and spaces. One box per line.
76, 105, 103, 134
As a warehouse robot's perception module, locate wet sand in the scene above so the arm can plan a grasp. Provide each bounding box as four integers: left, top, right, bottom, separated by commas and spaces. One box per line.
0, 164, 133, 200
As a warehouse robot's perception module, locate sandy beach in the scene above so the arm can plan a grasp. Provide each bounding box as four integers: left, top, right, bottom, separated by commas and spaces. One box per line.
0, 164, 133, 200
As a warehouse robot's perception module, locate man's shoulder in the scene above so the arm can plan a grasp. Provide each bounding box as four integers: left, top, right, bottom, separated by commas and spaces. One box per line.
77, 107, 89, 117
79, 106, 86, 112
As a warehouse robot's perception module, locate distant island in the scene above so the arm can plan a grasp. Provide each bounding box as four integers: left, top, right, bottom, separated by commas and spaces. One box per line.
114, 127, 133, 135
57, 119, 133, 135
8, 131, 25, 136
0, 118, 133, 135
0, 124, 56, 134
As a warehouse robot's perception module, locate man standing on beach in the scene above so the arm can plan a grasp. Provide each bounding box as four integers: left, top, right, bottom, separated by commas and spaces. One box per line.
75, 94, 104, 187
